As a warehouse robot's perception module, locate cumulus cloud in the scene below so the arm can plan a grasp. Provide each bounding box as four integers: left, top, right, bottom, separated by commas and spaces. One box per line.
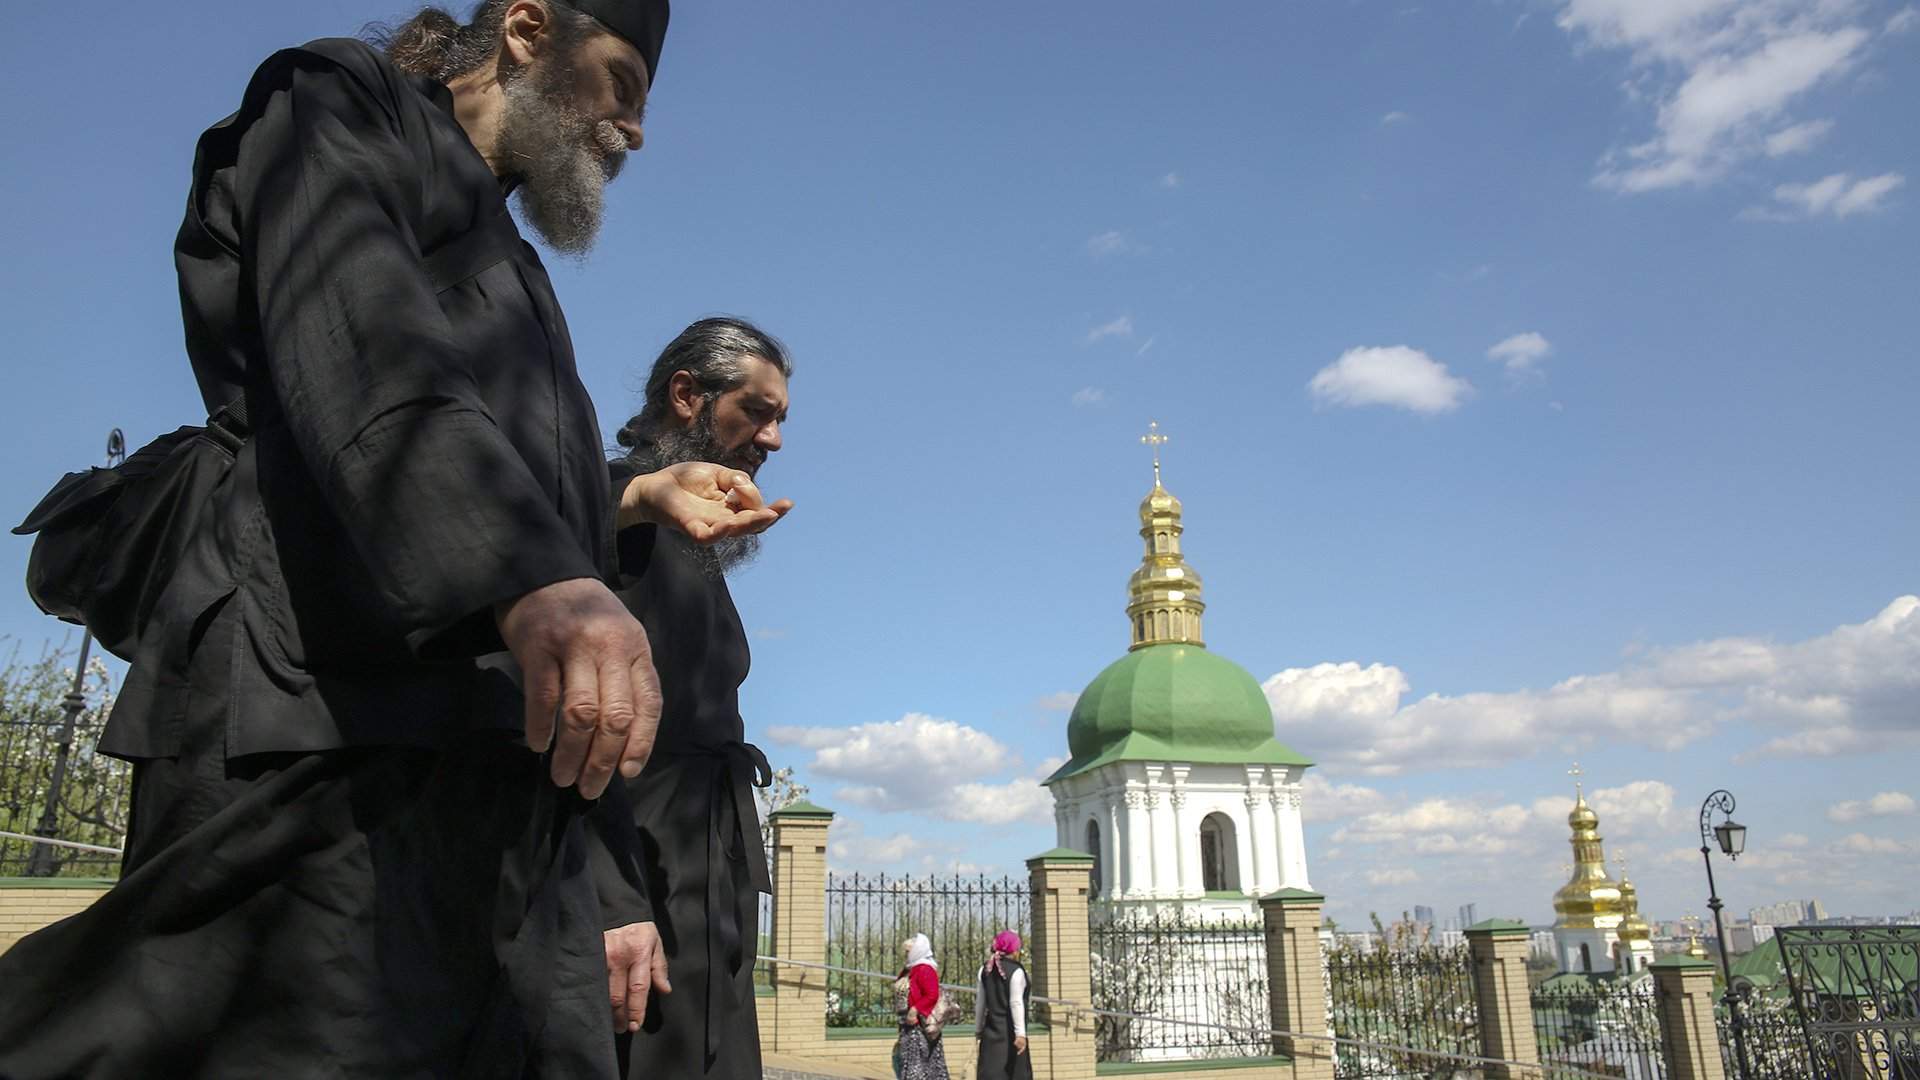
1763, 172, 1906, 219
1301, 772, 1392, 823
1555, 1, 1884, 192
1085, 315, 1135, 344
1487, 332, 1553, 374
1159, 172, 1182, 189
1763, 118, 1834, 157
1367, 868, 1418, 886
1071, 387, 1107, 408
1827, 791, 1917, 823
1306, 346, 1472, 414
769, 713, 1058, 826
1266, 596, 1920, 774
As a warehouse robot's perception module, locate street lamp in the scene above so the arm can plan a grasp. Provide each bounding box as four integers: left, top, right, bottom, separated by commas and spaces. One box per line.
1700, 789, 1753, 1080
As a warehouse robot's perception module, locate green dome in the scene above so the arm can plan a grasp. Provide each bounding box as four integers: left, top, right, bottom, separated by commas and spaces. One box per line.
1049, 644, 1310, 782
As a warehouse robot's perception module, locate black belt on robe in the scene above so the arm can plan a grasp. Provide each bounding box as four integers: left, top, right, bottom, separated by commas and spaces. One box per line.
650, 738, 772, 1063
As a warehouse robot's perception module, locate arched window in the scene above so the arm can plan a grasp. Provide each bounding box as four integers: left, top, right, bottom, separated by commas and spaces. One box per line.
1580, 943, 1592, 973
1085, 819, 1103, 896
1199, 813, 1240, 893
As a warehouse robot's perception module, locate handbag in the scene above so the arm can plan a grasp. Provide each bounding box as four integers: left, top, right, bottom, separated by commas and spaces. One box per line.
923, 984, 964, 1042
13, 208, 528, 662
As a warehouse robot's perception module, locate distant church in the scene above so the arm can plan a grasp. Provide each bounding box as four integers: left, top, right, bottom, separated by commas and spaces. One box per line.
1551, 772, 1655, 978
1044, 426, 1313, 918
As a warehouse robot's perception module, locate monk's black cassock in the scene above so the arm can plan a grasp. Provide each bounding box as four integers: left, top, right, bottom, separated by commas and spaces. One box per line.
0, 38, 652, 1077
608, 454, 773, 1080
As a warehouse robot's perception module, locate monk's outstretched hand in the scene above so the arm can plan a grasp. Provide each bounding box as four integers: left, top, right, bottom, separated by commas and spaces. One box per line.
619, 462, 793, 542
496, 578, 662, 799
605, 921, 671, 1033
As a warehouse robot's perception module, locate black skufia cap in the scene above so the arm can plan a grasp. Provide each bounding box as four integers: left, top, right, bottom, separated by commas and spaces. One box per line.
560, 0, 669, 84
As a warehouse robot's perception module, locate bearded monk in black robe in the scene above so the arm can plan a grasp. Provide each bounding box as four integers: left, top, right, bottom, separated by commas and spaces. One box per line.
0, 3, 785, 1076
603, 318, 796, 1079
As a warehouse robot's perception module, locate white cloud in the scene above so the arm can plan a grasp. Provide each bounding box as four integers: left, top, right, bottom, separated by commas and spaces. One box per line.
1487, 331, 1553, 374
1087, 230, 1132, 258
1070, 387, 1107, 408
1306, 346, 1472, 414
1763, 118, 1834, 157
828, 818, 933, 867
1766, 171, 1906, 219
1836, 832, 1908, 855
1827, 791, 1917, 823
1381, 111, 1411, 125
1035, 691, 1081, 712
769, 713, 1060, 826
1267, 596, 1920, 774
1085, 315, 1134, 344
1889, 6, 1919, 34
1136, 336, 1156, 358
1555, 1, 1882, 192
1301, 772, 1391, 823
1367, 868, 1418, 886
1159, 172, 1182, 189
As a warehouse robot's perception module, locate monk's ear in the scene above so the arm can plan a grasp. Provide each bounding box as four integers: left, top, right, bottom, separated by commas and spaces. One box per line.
667, 371, 704, 424
500, 0, 555, 67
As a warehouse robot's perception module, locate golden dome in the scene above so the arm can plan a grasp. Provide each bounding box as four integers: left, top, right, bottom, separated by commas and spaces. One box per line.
1552, 785, 1623, 930
1126, 424, 1205, 650
1616, 861, 1651, 941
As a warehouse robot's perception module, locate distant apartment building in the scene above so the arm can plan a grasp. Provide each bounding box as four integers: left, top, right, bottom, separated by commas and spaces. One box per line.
1459, 903, 1479, 929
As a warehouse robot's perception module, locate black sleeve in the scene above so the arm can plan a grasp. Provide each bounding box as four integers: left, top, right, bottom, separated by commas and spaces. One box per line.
234, 48, 601, 655
608, 459, 659, 581
585, 783, 653, 928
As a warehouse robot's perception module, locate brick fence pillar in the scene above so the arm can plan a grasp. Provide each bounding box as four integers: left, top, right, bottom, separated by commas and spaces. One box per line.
1261, 888, 1334, 1080
1465, 919, 1541, 1079
765, 800, 833, 1060
1027, 848, 1097, 1080
1653, 954, 1727, 1080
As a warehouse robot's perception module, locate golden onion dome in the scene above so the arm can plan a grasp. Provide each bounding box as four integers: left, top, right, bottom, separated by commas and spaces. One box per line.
1616, 867, 1652, 941
1125, 425, 1205, 651
1552, 787, 1623, 929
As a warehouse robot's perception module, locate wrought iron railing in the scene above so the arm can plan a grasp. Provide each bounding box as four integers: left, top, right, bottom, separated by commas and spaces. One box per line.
821, 871, 1031, 1027
1532, 977, 1666, 1078
1775, 924, 1920, 1079
1719, 992, 1819, 1080
1323, 941, 1479, 1079
1088, 906, 1269, 1062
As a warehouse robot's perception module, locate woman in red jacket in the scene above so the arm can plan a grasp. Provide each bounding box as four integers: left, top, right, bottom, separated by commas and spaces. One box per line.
895, 933, 950, 1080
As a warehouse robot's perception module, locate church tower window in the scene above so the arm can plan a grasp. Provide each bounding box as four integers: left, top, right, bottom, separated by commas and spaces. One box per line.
1199, 813, 1239, 893
1086, 819, 1103, 896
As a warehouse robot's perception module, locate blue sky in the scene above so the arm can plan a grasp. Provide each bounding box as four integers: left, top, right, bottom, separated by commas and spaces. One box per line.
1, 0, 1915, 926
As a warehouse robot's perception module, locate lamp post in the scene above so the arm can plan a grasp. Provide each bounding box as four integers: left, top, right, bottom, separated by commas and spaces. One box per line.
1699, 789, 1752, 1080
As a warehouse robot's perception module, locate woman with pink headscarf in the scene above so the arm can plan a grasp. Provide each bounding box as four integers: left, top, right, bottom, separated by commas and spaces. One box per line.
974, 930, 1033, 1079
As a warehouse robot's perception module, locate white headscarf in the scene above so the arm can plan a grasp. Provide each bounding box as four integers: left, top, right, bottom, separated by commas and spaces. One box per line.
904, 933, 937, 972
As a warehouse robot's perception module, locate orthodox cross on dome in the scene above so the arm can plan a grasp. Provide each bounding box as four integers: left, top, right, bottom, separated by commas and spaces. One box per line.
1140, 421, 1169, 485
1568, 761, 1584, 797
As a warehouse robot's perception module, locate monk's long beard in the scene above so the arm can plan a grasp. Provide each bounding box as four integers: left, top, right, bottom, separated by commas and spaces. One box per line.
497, 58, 627, 254
641, 411, 765, 578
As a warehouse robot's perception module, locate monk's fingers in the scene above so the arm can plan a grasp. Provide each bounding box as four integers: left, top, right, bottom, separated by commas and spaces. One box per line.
720, 472, 766, 510
625, 956, 650, 1029
607, 935, 632, 1031
523, 657, 562, 754
649, 934, 672, 995
621, 654, 661, 781
550, 652, 600, 789
576, 652, 638, 800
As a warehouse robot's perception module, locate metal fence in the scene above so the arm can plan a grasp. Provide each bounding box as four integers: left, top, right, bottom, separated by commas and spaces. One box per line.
1719, 993, 1820, 1080
1531, 978, 1665, 1079
821, 871, 1031, 1027
1776, 924, 1920, 1079
1323, 942, 1479, 1079
0, 648, 127, 879
1088, 906, 1270, 1062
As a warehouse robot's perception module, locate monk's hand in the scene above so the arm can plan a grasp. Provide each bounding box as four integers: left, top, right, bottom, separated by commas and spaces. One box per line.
496, 578, 661, 799
1014, 1035, 1028, 1055
618, 462, 793, 542
605, 921, 670, 1033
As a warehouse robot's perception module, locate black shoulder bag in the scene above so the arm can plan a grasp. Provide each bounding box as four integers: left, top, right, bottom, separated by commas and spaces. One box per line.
12, 208, 526, 662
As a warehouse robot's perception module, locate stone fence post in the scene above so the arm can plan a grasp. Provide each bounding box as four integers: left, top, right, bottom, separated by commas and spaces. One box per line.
1465, 919, 1540, 1079
1652, 954, 1727, 1080
765, 800, 833, 1060
1261, 888, 1335, 1080
1027, 848, 1097, 1080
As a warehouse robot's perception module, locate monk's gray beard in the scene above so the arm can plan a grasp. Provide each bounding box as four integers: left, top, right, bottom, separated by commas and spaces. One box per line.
644, 410, 764, 578
498, 60, 627, 254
